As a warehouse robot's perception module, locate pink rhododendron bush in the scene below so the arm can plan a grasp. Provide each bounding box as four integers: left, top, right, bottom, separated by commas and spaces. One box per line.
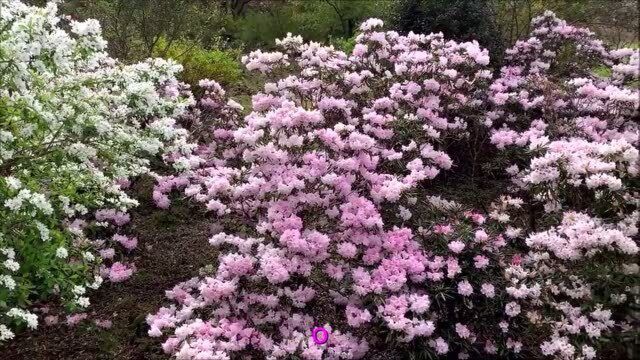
147, 13, 639, 360
0, 0, 192, 341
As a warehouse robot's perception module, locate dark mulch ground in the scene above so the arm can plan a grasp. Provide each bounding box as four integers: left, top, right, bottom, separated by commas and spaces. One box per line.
1, 177, 219, 360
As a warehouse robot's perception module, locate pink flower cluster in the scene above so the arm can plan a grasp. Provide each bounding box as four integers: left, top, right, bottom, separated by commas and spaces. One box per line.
93, 209, 138, 283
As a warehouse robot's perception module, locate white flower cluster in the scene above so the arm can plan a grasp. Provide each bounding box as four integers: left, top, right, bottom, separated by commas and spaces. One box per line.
6, 308, 38, 329
0, 324, 14, 341
525, 212, 639, 260
4, 189, 54, 215
275, 32, 304, 51
0, 247, 18, 291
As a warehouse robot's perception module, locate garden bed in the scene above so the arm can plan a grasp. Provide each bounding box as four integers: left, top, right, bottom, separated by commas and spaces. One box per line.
0, 178, 218, 360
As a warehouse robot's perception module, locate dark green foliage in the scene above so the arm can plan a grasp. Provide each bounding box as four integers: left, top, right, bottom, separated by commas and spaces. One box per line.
330, 36, 357, 54
391, 0, 505, 64
223, 0, 389, 50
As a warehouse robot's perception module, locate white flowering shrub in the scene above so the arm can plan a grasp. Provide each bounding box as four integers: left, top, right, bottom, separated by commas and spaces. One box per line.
0, 0, 192, 340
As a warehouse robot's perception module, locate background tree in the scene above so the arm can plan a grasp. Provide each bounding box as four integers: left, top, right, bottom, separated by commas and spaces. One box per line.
390, 0, 505, 64
494, 0, 639, 48
54, 0, 222, 60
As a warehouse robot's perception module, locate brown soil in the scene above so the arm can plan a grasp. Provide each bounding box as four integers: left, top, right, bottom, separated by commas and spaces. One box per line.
0, 177, 219, 360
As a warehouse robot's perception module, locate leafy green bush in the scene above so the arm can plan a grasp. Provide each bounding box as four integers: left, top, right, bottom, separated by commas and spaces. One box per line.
154, 38, 243, 88
330, 36, 357, 54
